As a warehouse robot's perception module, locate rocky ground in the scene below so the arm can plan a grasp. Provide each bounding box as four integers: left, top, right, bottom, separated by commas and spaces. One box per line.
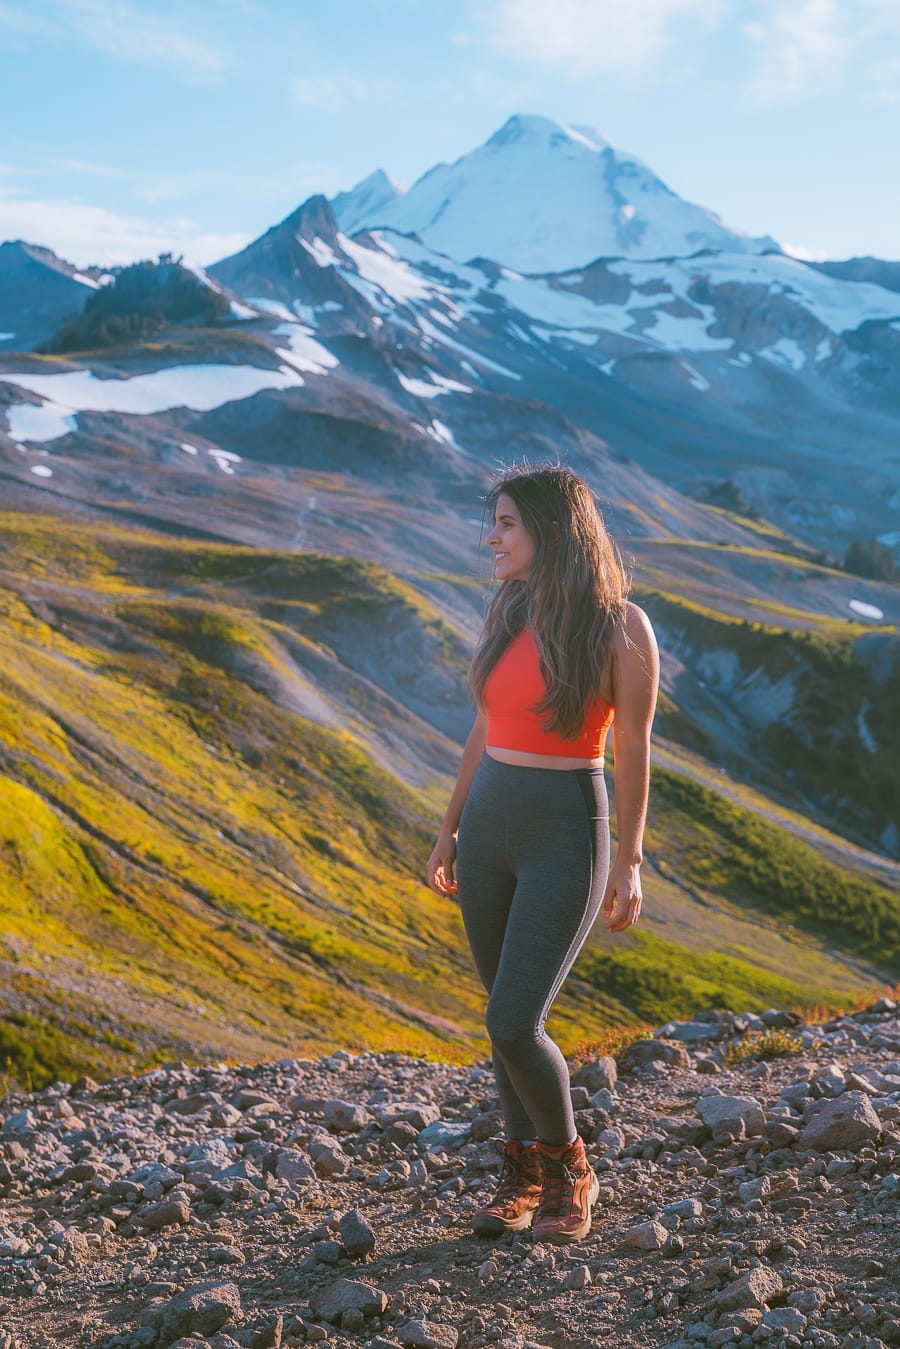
1, 1000, 899, 1349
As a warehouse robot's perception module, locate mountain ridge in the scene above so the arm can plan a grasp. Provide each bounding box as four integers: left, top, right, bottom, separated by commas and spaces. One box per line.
331, 113, 781, 272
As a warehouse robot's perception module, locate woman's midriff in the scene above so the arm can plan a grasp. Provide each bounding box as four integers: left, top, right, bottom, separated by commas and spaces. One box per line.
485, 743, 606, 771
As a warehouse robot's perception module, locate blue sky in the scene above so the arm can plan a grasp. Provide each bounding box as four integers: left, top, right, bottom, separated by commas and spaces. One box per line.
1, 0, 899, 267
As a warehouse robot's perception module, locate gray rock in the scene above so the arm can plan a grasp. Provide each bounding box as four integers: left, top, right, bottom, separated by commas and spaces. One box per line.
563, 1264, 592, 1289
623, 1220, 668, 1250
137, 1199, 190, 1231
657, 1020, 729, 1043
812, 1061, 847, 1095
208, 1246, 245, 1266
274, 1148, 316, 1186
165, 1091, 222, 1115
696, 1094, 764, 1136
314, 1239, 343, 1264
158, 1281, 242, 1344
763, 1306, 807, 1333
737, 1176, 771, 1203
715, 1266, 783, 1311
620, 1039, 691, 1072
324, 1099, 369, 1132
396, 1320, 459, 1349
418, 1120, 471, 1152
799, 1091, 882, 1149
375, 1102, 441, 1130
664, 1197, 703, 1220
787, 1287, 827, 1313
311, 1276, 389, 1323
338, 1209, 376, 1257
312, 1145, 350, 1178
572, 1056, 617, 1091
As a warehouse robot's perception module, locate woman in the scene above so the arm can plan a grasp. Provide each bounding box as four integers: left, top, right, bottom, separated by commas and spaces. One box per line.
427, 464, 659, 1245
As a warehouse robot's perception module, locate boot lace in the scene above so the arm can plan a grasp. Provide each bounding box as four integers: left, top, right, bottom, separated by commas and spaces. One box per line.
536, 1156, 580, 1218
493, 1143, 528, 1201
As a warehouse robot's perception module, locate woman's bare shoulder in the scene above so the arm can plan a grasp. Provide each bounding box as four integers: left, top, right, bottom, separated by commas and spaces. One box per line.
612, 601, 657, 651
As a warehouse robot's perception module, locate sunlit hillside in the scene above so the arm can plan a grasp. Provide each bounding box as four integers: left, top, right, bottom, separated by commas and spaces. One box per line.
1, 511, 897, 1090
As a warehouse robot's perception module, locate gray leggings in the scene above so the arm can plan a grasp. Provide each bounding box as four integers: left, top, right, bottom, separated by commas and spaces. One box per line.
456, 753, 610, 1145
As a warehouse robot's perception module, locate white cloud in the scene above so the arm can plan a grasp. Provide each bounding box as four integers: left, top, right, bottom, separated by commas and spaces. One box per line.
292, 75, 395, 111
50, 0, 230, 80
0, 190, 249, 267
0, 1, 50, 40
744, 0, 900, 99
473, 0, 725, 76
781, 240, 830, 261
744, 0, 845, 98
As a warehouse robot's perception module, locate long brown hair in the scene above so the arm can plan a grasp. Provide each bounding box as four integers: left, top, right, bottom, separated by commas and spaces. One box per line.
469, 464, 630, 738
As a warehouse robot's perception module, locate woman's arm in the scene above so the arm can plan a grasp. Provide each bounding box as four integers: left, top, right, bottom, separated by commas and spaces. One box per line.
426, 708, 488, 897
603, 602, 660, 932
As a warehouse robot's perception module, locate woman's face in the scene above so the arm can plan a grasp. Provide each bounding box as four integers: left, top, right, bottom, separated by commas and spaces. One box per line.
486, 491, 537, 582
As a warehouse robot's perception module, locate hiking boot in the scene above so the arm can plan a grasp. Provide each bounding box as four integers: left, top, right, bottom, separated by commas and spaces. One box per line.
472, 1138, 542, 1237
532, 1135, 600, 1244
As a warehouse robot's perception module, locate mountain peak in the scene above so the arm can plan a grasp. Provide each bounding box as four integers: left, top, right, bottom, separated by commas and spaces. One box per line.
332, 169, 405, 236
486, 113, 609, 153
332, 113, 779, 271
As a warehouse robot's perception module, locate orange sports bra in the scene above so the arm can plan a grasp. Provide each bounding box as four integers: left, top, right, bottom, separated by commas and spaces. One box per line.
484, 629, 614, 757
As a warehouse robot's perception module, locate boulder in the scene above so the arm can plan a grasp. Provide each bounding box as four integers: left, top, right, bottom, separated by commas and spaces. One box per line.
716, 1267, 783, 1312
799, 1091, 882, 1150
572, 1056, 617, 1092
311, 1277, 388, 1324
158, 1281, 242, 1344
696, 1093, 764, 1137
620, 1039, 690, 1073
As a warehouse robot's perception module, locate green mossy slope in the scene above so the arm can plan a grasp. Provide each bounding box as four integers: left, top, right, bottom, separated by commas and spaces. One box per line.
639, 587, 899, 849
0, 513, 895, 1088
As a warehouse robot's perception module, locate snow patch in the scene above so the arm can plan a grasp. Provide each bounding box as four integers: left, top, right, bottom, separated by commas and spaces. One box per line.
849, 599, 884, 621
681, 360, 710, 391
229, 300, 257, 320
273, 322, 339, 375
7, 403, 78, 443
760, 338, 806, 370
246, 297, 298, 322
338, 234, 432, 306
29, 464, 53, 477
1, 364, 304, 442
300, 236, 340, 268
72, 272, 100, 289
179, 442, 199, 456
209, 448, 241, 476
396, 369, 471, 398
416, 316, 522, 379
427, 419, 467, 453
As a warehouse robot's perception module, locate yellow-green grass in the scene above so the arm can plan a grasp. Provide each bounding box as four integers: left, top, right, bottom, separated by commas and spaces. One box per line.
645, 767, 900, 965
0, 512, 896, 1089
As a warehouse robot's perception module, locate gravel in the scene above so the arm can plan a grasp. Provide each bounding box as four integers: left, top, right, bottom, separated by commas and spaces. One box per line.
0, 999, 898, 1347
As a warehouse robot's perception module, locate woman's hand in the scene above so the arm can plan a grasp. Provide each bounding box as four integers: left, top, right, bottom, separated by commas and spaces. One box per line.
427, 831, 458, 897
601, 860, 642, 932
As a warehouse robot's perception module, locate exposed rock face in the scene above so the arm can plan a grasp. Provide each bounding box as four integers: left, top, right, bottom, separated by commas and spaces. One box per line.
0, 999, 899, 1348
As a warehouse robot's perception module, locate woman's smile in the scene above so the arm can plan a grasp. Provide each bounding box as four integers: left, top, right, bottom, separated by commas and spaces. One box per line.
487, 492, 536, 582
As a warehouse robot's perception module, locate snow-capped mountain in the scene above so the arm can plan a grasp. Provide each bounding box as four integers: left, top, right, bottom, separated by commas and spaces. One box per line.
331, 169, 404, 237
2, 113, 900, 564
332, 114, 779, 272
